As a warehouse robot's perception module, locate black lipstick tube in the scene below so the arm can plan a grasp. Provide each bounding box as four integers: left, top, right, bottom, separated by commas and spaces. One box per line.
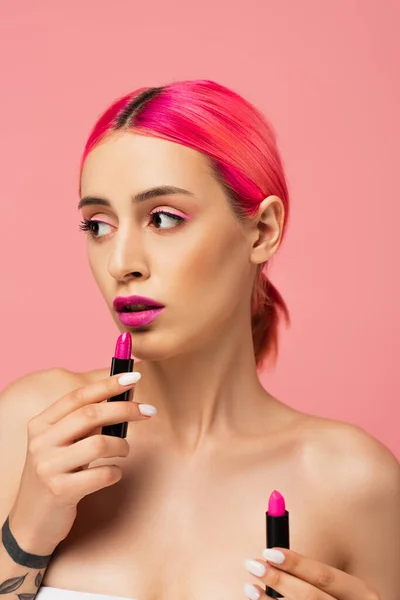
101, 356, 134, 438
265, 510, 290, 598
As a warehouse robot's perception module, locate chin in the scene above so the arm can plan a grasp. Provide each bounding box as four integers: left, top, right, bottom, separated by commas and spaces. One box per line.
131, 328, 201, 364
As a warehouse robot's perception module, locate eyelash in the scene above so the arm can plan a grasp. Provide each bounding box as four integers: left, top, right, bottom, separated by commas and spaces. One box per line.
78, 209, 185, 240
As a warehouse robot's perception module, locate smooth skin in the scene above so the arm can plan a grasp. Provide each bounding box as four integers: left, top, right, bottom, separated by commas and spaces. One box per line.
0, 130, 399, 600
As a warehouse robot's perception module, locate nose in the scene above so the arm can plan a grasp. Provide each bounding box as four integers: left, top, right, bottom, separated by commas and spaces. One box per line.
107, 225, 149, 282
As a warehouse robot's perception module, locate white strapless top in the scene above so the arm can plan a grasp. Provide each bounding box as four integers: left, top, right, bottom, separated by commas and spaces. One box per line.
36, 587, 137, 600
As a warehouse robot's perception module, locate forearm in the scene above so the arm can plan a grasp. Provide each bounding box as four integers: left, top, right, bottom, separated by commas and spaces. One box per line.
0, 542, 47, 599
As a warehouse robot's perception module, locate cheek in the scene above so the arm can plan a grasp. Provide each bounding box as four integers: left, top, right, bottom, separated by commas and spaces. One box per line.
167, 227, 248, 305
165, 235, 219, 293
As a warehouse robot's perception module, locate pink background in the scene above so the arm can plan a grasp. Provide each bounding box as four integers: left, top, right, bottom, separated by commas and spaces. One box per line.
0, 1, 399, 458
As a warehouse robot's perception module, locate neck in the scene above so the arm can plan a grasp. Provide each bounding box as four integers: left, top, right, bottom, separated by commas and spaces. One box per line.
132, 320, 277, 454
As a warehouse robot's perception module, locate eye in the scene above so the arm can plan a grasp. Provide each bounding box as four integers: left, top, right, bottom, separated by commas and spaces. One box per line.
78, 219, 113, 239
148, 209, 185, 229
78, 209, 185, 240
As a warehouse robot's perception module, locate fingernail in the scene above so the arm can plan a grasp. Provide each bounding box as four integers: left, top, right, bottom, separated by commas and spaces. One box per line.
118, 372, 141, 385
244, 559, 266, 577
262, 549, 285, 564
244, 583, 261, 600
138, 404, 157, 416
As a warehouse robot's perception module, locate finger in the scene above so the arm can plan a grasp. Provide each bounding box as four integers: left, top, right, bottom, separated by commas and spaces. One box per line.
244, 559, 334, 600
261, 548, 370, 600
34, 372, 142, 427
41, 435, 130, 475
50, 464, 123, 502
43, 399, 152, 446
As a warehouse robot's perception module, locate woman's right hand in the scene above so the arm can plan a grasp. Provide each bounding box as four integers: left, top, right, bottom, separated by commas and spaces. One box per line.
7, 371, 153, 557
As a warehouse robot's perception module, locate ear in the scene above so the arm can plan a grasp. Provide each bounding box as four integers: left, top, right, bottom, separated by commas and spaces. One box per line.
248, 195, 285, 265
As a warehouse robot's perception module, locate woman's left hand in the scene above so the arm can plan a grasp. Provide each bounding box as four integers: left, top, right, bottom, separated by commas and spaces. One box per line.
244, 548, 380, 600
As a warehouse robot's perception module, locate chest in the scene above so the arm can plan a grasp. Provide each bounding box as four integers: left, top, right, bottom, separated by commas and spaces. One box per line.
42, 452, 343, 600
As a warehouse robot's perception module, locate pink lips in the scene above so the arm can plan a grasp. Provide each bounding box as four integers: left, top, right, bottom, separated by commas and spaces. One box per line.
113, 295, 165, 328
117, 307, 165, 327
113, 295, 164, 311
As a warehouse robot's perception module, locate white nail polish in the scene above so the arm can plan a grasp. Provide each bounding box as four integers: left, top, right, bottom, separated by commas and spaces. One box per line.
244, 583, 261, 600
262, 548, 285, 564
118, 372, 141, 385
244, 559, 266, 577
138, 404, 157, 416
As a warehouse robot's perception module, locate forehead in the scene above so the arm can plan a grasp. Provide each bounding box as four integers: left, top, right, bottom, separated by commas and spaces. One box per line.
80, 131, 217, 199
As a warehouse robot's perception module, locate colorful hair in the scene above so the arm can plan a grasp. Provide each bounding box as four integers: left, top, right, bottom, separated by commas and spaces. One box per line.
79, 80, 290, 369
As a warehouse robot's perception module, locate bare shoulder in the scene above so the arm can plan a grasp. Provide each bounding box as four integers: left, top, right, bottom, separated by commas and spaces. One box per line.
297, 413, 400, 506
0, 367, 85, 421
0, 365, 113, 431
295, 416, 400, 591
0, 367, 90, 516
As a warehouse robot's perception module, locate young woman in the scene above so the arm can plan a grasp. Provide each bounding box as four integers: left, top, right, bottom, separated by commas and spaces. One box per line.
0, 80, 398, 600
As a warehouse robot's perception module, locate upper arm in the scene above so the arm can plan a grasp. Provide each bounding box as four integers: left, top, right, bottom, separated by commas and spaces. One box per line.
338, 426, 400, 599
0, 368, 77, 522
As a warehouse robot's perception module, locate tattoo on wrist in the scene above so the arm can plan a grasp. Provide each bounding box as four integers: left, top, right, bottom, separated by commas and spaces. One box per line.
0, 569, 43, 597
1, 517, 52, 569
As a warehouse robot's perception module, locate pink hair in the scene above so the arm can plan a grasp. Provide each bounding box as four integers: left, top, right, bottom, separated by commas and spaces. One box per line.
79, 80, 290, 369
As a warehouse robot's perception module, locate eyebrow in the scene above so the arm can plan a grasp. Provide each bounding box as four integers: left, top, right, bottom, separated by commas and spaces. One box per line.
78, 185, 195, 210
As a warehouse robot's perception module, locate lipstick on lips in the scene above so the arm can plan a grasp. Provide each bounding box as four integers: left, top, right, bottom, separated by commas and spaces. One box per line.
266, 490, 290, 598
113, 295, 165, 328
101, 332, 134, 438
